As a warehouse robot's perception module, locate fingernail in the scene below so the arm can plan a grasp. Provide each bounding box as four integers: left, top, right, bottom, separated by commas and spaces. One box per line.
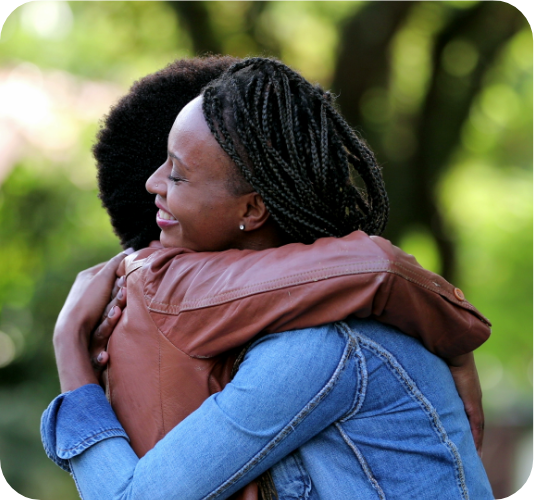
117, 276, 125, 287
97, 352, 104, 363
117, 288, 124, 300
108, 306, 116, 318
123, 247, 134, 255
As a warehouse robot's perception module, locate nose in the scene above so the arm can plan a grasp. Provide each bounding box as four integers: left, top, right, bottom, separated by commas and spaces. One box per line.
146, 163, 167, 195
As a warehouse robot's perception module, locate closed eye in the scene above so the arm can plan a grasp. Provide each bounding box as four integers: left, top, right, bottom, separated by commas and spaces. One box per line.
168, 175, 185, 184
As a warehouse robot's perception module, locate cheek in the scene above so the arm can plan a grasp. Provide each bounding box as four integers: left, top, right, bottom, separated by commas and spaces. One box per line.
197, 200, 239, 237
167, 185, 190, 212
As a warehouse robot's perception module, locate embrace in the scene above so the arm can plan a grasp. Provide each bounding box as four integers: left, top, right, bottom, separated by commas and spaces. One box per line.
41, 57, 493, 499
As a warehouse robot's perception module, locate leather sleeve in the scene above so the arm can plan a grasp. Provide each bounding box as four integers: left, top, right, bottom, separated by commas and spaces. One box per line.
123, 231, 490, 359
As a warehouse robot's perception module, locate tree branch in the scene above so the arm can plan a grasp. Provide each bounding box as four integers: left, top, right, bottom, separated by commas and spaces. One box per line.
244, 1, 280, 57
412, 1, 526, 279
167, 1, 222, 55
332, 1, 415, 129
331, 1, 525, 281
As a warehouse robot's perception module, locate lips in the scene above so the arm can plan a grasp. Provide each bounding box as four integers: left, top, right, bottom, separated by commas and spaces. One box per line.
155, 202, 179, 228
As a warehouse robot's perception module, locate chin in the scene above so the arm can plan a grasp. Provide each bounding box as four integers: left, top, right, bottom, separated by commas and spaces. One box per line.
159, 233, 179, 249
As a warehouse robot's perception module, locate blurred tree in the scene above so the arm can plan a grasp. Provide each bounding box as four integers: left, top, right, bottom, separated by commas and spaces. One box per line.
331, 0, 526, 280
0, 2, 531, 499
168, 1, 281, 58
168, 1, 222, 54
161, 1, 527, 281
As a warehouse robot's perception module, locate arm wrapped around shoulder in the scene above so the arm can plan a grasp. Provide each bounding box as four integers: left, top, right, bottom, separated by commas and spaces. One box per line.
137, 231, 490, 359
368, 236, 490, 357
107, 231, 489, 456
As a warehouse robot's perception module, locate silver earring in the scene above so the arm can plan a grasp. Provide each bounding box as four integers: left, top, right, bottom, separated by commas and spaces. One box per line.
155, 183, 159, 187
239, 224, 245, 231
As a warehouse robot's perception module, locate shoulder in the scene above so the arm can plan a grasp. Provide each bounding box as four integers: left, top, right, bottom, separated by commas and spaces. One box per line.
241, 323, 357, 394
248, 323, 350, 361
223, 323, 361, 427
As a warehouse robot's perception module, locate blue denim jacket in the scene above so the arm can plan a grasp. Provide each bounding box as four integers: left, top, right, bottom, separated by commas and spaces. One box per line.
41, 319, 493, 499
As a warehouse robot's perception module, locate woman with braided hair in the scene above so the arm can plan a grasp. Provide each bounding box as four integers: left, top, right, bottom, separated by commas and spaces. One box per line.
43, 57, 492, 499
200, 57, 389, 243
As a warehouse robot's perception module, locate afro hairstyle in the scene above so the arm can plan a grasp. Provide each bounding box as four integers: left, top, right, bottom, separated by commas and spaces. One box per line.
93, 55, 239, 250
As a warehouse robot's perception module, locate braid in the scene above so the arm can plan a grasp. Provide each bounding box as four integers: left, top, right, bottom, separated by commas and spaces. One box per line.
202, 57, 389, 243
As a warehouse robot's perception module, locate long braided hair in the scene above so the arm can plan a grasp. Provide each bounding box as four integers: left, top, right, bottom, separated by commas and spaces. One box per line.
202, 57, 389, 243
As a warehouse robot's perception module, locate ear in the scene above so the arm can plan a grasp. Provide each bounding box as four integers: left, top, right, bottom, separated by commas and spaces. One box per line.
240, 192, 270, 231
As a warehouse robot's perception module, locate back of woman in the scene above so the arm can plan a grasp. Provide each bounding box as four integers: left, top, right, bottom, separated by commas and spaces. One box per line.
266, 319, 493, 499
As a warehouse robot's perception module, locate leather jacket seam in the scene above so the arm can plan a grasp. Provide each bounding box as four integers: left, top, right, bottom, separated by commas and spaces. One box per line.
158, 332, 166, 437
148, 260, 393, 311
144, 262, 481, 320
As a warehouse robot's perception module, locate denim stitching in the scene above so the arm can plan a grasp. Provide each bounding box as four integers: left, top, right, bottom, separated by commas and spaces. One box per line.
70, 464, 87, 500
335, 423, 385, 500
201, 333, 353, 500
337, 322, 368, 422
57, 428, 127, 454
355, 330, 469, 500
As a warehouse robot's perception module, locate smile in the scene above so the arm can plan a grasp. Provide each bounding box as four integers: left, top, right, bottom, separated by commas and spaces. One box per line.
158, 209, 176, 221
156, 208, 179, 228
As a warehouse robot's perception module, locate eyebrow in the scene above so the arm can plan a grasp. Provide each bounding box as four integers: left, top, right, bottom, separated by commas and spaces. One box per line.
168, 150, 190, 170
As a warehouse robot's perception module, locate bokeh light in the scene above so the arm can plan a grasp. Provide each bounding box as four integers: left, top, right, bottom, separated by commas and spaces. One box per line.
20, 1, 73, 40
0, 331, 15, 368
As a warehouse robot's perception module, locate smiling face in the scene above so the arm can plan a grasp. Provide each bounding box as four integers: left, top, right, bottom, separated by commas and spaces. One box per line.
145, 96, 260, 251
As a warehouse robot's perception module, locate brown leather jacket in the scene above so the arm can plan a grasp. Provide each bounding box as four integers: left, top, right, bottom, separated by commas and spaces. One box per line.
105, 231, 490, 498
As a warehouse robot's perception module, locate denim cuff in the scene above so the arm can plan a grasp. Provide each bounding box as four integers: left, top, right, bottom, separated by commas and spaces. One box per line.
41, 384, 129, 473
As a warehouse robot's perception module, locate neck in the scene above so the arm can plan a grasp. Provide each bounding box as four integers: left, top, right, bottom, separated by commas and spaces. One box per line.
239, 220, 288, 251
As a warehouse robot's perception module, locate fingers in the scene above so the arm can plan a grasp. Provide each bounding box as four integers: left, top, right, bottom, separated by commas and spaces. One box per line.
471, 420, 485, 457
95, 350, 109, 366
90, 304, 123, 371
95, 250, 132, 283
465, 401, 485, 457
102, 284, 127, 322
111, 275, 126, 301
447, 353, 485, 457
462, 394, 484, 457
79, 248, 134, 279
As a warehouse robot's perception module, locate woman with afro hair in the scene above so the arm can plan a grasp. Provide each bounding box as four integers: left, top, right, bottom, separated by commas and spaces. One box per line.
42, 57, 492, 500
94, 55, 240, 251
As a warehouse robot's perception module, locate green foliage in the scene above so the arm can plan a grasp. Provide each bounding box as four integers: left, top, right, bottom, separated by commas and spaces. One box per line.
1, 1, 191, 84
0, 157, 120, 498
0, 1, 531, 498
438, 26, 533, 416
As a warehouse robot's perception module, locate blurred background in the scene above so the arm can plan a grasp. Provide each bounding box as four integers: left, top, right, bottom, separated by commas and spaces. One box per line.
0, 2, 531, 498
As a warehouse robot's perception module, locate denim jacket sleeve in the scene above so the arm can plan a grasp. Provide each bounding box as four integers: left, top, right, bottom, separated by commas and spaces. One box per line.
40, 384, 130, 473
41, 324, 359, 500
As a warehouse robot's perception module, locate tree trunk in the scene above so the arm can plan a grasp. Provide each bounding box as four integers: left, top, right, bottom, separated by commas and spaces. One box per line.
167, 1, 222, 55
332, 1, 525, 281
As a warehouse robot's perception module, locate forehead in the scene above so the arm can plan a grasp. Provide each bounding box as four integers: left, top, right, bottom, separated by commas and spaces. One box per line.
170, 96, 208, 138
168, 96, 231, 175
